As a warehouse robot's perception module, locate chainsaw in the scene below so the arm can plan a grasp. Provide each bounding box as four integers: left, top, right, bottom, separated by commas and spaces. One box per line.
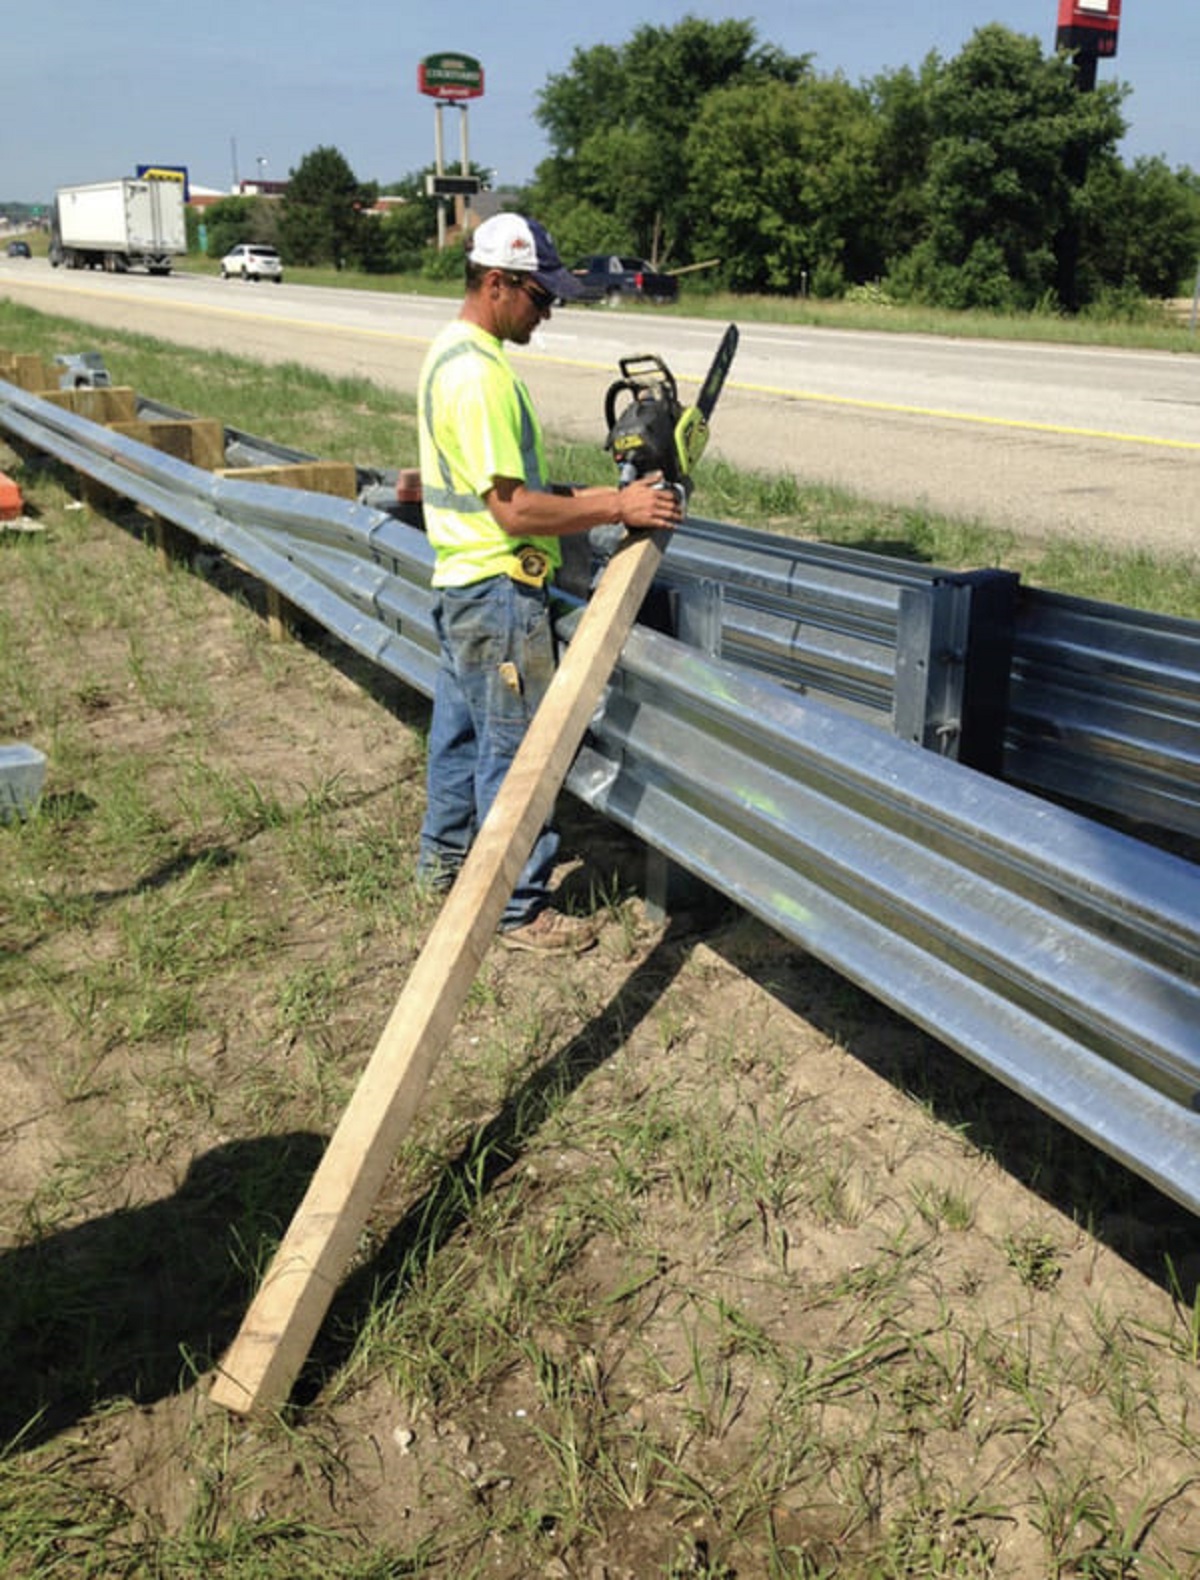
603, 323, 739, 500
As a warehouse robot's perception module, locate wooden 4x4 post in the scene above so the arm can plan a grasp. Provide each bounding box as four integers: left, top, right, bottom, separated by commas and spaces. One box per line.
208, 527, 672, 1414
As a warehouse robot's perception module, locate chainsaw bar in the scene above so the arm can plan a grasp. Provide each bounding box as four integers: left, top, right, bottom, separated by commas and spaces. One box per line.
696, 322, 739, 423
674, 322, 739, 483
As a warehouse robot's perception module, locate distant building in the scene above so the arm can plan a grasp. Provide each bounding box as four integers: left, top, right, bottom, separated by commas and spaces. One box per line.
236, 179, 290, 198
186, 184, 229, 211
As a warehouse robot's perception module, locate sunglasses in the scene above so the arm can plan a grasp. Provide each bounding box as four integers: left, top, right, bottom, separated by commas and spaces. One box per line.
510, 274, 555, 313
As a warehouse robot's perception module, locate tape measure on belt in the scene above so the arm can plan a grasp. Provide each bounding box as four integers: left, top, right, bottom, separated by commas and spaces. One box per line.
504, 546, 552, 587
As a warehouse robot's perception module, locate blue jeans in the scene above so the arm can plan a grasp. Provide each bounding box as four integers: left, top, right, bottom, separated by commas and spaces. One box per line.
418, 576, 560, 928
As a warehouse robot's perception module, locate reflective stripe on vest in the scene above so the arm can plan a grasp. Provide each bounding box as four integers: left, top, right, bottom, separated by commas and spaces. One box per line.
421, 336, 545, 513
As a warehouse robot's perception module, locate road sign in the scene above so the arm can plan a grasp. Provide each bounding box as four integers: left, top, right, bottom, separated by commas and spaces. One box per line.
425, 175, 481, 197
418, 53, 485, 100
1056, 0, 1120, 57
137, 164, 190, 201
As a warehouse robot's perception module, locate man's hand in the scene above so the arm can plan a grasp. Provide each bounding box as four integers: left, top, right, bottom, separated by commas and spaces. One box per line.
486, 473, 683, 539
616, 472, 684, 531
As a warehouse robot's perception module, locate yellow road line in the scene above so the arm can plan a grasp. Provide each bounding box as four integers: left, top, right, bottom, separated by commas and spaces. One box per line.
726, 377, 1200, 452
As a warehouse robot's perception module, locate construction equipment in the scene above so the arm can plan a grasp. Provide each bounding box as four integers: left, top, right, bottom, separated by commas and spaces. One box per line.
604, 323, 739, 495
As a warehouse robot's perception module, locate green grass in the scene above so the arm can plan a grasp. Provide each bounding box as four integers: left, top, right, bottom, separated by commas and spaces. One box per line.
2, 299, 1200, 1578
3, 293, 1199, 616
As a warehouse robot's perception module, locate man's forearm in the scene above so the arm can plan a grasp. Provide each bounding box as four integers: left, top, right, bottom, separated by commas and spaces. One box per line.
487, 476, 681, 538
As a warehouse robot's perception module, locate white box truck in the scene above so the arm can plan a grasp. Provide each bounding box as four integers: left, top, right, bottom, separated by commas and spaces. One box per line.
49, 177, 186, 275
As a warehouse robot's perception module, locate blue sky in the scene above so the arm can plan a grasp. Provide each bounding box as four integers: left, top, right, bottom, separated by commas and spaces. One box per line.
3, 1, 1194, 203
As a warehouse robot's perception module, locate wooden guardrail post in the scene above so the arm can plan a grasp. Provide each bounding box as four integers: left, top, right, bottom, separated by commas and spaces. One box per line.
42, 386, 138, 423
0, 353, 59, 393
109, 418, 227, 567
216, 461, 358, 638
36, 388, 140, 509
217, 461, 357, 497
110, 417, 227, 472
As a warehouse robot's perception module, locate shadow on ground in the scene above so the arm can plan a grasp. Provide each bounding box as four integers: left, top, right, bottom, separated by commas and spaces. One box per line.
0, 1132, 325, 1450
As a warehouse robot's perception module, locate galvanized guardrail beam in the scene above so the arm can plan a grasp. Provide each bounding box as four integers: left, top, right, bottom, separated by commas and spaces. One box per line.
133, 383, 1200, 839
570, 627, 1200, 1213
3, 373, 1199, 1216
1006, 587, 1200, 838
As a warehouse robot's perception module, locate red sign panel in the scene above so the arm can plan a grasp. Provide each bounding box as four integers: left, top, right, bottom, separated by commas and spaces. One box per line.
1056, 0, 1121, 57
418, 53, 485, 100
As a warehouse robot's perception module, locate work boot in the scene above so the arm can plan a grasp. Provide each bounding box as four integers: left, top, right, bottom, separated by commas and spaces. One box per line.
415, 857, 461, 896
499, 907, 600, 955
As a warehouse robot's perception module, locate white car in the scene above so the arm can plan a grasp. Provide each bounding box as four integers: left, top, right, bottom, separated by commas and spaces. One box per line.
220, 244, 283, 282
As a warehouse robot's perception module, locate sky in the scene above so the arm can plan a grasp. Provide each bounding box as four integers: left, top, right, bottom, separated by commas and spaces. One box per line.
3, 1, 1195, 204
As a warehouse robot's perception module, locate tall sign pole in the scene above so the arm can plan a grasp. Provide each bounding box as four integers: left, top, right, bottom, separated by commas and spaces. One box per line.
418, 52, 485, 249
1056, 0, 1121, 91
1054, 1, 1122, 310
434, 101, 447, 250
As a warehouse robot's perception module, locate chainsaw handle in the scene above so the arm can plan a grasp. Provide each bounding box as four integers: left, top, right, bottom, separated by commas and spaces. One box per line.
615, 467, 689, 521
604, 378, 641, 435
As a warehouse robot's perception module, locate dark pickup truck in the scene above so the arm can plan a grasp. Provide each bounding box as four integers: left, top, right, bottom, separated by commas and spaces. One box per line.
569, 254, 679, 306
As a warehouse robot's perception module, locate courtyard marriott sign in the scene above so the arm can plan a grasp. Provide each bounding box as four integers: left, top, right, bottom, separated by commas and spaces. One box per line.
418, 53, 485, 100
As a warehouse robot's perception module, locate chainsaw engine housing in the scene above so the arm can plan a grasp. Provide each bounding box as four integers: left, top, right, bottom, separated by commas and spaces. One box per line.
604, 356, 685, 485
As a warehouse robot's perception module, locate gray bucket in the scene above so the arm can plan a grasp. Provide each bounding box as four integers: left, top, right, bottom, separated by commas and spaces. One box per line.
0, 744, 47, 822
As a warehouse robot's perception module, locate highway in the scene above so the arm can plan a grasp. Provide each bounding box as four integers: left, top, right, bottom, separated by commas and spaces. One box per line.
2, 258, 1198, 554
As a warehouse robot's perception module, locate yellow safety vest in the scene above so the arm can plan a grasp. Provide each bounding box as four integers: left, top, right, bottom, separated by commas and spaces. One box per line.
418, 320, 562, 589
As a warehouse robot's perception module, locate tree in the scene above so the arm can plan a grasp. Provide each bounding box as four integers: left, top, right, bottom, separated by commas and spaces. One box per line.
686, 75, 884, 294
279, 146, 375, 268
530, 18, 811, 265
198, 196, 279, 261
363, 170, 448, 274
884, 26, 1126, 310
1079, 154, 1200, 301
867, 56, 940, 270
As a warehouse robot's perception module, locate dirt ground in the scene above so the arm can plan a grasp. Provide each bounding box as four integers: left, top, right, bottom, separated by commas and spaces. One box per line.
2, 444, 1200, 1577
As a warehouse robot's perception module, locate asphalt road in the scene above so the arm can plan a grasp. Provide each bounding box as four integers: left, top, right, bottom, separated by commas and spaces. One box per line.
3, 260, 1198, 554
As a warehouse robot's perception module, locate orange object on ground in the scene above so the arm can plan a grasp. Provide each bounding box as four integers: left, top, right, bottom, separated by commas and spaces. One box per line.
0, 471, 22, 521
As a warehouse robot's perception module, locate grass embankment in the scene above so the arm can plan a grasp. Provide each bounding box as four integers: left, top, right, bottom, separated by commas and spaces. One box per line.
1, 302, 1199, 1578
1, 296, 1197, 618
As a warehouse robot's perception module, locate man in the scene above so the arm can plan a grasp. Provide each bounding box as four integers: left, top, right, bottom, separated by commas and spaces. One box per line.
416, 213, 682, 953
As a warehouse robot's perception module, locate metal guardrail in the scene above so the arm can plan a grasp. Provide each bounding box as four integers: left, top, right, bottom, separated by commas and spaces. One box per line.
642, 516, 1021, 777
3, 375, 1199, 1217
607, 516, 1200, 839
572, 626, 1200, 1216
1006, 589, 1200, 839
133, 390, 1200, 839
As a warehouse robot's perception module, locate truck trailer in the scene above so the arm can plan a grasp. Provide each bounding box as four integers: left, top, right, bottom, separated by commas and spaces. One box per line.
49, 177, 186, 275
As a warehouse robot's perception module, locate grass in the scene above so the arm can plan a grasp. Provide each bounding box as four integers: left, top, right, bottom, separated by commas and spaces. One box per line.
2, 303, 1200, 1576
3, 294, 1199, 617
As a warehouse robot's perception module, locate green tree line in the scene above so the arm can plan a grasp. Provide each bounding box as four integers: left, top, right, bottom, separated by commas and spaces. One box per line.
200, 18, 1200, 314
529, 16, 1200, 311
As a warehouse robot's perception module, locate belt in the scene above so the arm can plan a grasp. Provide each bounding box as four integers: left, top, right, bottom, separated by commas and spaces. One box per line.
501, 546, 552, 588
